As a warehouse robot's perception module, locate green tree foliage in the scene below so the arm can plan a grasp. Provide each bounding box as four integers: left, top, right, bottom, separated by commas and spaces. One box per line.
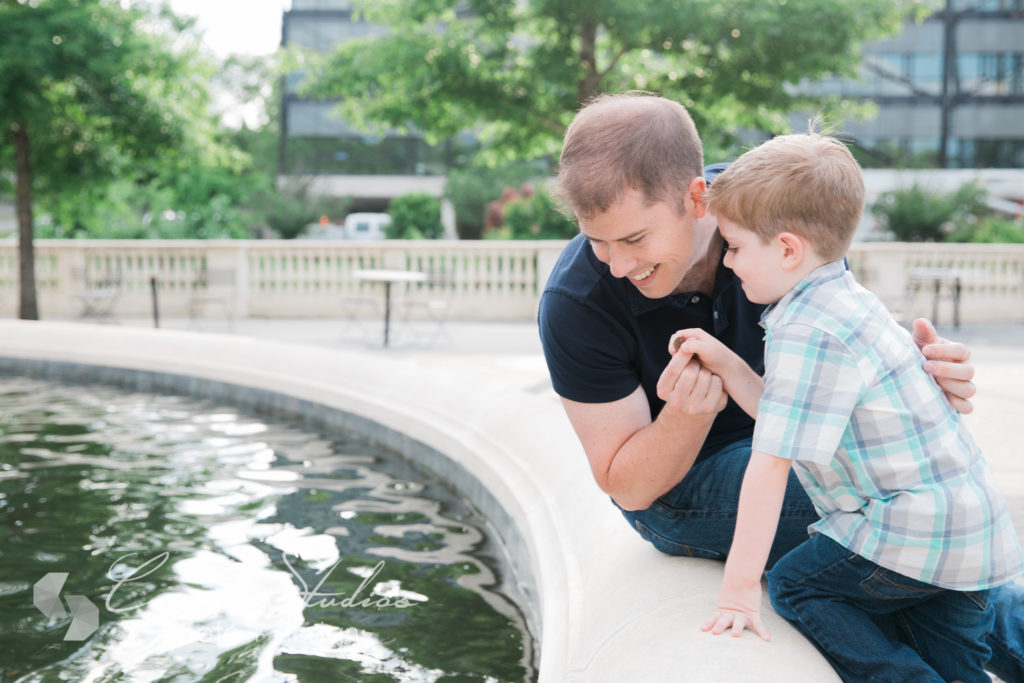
387, 193, 444, 239
871, 182, 989, 242
37, 54, 298, 241
36, 162, 265, 240
0, 0, 221, 318
300, 0, 928, 163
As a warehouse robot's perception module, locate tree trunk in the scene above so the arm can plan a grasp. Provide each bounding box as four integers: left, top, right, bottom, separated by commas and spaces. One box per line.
13, 121, 39, 320
577, 22, 601, 105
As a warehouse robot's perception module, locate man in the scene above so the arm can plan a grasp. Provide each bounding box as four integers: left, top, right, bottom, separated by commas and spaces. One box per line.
537, 93, 1024, 680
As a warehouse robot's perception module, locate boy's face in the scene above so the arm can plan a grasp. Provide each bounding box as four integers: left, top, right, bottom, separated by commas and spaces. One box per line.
718, 216, 791, 305
578, 187, 710, 299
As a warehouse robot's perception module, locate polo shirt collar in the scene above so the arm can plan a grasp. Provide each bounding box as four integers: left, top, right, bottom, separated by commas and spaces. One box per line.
761, 259, 847, 330
626, 247, 736, 315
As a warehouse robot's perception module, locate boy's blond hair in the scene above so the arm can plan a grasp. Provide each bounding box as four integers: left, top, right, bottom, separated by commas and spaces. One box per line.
704, 133, 865, 261
555, 93, 704, 220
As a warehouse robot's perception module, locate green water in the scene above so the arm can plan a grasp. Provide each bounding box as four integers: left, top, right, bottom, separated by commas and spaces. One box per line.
0, 377, 535, 682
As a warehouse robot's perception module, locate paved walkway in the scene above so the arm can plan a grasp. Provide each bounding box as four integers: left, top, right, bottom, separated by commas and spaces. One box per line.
114, 316, 546, 356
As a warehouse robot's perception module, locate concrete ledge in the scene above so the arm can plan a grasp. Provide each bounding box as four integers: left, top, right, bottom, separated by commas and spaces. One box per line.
0, 320, 838, 681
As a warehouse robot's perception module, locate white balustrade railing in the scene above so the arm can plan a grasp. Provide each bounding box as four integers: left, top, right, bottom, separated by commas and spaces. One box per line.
846, 242, 1024, 326
0, 239, 565, 321
0, 239, 1022, 325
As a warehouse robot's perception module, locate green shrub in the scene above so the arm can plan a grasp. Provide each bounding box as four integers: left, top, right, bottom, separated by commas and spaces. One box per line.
499, 185, 577, 240
386, 193, 444, 239
947, 216, 1024, 243
871, 182, 988, 242
444, 160, 549, 239
262, 187, 350, 239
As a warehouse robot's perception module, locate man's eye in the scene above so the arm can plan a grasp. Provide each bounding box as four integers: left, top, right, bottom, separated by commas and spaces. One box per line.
624, 237, 643, 245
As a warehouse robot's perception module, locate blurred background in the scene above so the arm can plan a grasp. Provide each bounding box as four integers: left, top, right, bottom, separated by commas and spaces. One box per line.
1, 0, 1022, 324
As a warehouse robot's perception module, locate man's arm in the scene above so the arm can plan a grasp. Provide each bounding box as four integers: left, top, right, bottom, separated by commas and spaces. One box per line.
702, 450, 792, 641
560, 352, 726, 511
913, 318, 976, 414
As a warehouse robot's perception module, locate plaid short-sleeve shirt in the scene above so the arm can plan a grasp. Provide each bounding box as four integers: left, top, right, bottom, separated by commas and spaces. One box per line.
754, 260, 1023, 590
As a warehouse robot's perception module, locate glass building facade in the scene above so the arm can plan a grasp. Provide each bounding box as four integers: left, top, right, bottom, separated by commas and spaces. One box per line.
800, 1, 1024, 168
278, 0, 476, 178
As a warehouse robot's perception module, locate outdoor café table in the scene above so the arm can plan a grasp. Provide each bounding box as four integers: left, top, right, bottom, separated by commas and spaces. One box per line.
351, 269, 427, 347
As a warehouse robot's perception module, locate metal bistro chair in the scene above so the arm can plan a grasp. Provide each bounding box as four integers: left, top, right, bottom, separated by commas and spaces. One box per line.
396, 269, 456, 347
904, 267, 967, 330
188, 266, 237, 330
73, 265, 122, 322
340, 275, 386, 343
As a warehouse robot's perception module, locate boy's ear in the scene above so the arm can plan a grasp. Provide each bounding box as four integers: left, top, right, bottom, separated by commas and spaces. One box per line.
687, 176, 708, 218
777, 232, 804, 269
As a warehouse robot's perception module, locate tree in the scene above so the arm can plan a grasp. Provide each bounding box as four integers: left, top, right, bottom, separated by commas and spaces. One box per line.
0, 0, 208, 319
300, 0, 929, 163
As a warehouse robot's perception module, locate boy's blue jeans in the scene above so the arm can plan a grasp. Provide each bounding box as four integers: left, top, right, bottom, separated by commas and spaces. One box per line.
617, 438, 1024, 682
768, 533, 992, 682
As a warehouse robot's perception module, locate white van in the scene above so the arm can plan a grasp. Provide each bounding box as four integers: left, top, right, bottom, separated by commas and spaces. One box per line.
342, 212, 391, 240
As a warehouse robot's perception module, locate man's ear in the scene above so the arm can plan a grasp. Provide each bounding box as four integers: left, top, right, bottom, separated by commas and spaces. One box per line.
777, 232, 804, 270
687, 176, 708, 218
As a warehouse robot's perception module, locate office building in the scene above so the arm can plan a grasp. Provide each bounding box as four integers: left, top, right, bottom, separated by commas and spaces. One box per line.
800, 0, 1024, 169
278, 0, 469, 223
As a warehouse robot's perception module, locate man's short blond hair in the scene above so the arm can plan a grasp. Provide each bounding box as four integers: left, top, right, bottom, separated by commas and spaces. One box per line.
555, 93, 704, 220
704, 133, 865, 261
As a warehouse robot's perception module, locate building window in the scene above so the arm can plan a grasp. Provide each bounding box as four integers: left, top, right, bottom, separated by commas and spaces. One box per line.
908, 53, 942, 93
956, 52, 1024, 94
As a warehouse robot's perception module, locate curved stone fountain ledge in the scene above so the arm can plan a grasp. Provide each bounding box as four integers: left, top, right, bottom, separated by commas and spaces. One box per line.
0, 320, 838, 682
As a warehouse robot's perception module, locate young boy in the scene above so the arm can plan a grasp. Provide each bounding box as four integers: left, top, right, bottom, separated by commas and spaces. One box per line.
672, 132, 1023, 682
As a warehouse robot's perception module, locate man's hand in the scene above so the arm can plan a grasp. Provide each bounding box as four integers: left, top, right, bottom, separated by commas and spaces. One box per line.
668, 329, 762, 418
912, 318, 976, 414
656, 349, 728, 416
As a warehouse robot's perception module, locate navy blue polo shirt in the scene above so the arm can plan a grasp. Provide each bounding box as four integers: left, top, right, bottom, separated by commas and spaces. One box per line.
538, 186, 767, 463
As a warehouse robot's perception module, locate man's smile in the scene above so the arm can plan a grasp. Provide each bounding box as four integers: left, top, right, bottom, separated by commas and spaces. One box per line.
630, 265, 656, 281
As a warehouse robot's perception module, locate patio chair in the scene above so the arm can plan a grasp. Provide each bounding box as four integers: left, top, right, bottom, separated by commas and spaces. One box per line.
73, 265, 122, 322
188, 266, 236, 329
396, 270, 455, 347
340, 279, 386, 343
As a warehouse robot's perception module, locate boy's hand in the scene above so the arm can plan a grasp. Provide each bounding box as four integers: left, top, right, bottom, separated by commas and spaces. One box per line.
669, 328, 740, 376
702, 579, 770, 641
912, 318, 976, 414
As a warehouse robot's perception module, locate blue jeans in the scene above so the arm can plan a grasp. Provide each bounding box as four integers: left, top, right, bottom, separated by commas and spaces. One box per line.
768, 533, 992, 682
618, 438, 1024, 682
